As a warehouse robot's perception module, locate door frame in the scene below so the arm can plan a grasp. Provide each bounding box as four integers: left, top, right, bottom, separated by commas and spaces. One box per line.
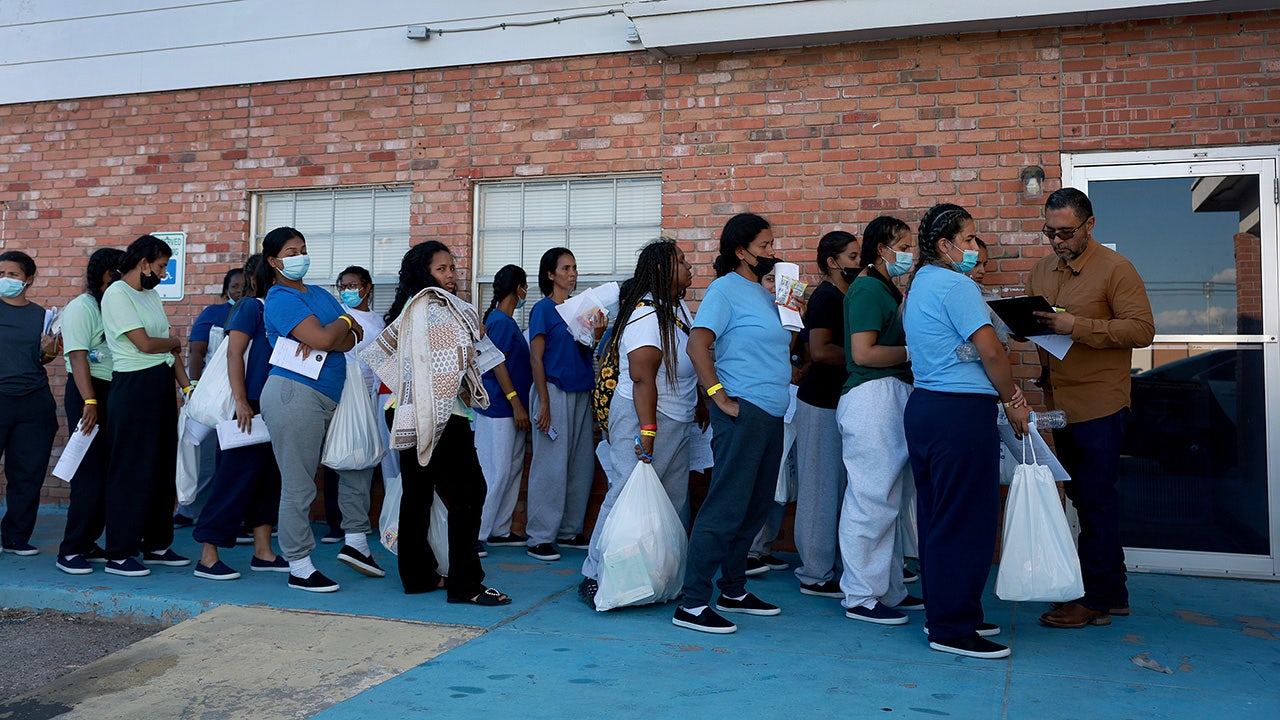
1064, 146, 1280, 580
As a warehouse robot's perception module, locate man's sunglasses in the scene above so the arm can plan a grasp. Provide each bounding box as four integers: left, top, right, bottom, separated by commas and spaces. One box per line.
1042, 216, 1091, 241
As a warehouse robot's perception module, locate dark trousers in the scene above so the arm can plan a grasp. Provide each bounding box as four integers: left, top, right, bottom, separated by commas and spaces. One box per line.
904, 389, 1000, 642
1053, 408, 1130, 611
397, 414, 488, 600
0, 387, 58, 547
104, 364, 178, 560
323, 467, 343, 533
680, 399, 784, 608
58, 376, 112, 557
193, 400, 281, 549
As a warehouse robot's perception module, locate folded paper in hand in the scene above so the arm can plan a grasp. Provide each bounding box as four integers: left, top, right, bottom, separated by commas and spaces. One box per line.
53, 421, 98, 482
772, 262, 805, 332
216, 415, 272, 450
473, 335, 505, 375
268, 336, 327, 380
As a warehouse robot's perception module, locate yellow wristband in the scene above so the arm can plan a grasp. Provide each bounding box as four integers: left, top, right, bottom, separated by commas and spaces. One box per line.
182, 385, 194, 395
640, 429, 658, 437
505, 390, 518, 400
339, 315, 353, 329
83, 399, 98, 405
706, 383, 723, 397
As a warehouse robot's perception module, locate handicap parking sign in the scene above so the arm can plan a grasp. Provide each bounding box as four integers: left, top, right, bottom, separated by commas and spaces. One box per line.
152, 231, 186, 302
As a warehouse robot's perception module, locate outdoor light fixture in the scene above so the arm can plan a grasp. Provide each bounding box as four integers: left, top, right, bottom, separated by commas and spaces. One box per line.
1021, 165, 1046, 200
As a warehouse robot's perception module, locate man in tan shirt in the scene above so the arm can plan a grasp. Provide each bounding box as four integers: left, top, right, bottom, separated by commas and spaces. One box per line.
1026, 187, 1154, 630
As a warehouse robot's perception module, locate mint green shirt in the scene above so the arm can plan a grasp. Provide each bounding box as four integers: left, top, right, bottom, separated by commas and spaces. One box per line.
101, 281, 174, 373
61, 293, 114, 381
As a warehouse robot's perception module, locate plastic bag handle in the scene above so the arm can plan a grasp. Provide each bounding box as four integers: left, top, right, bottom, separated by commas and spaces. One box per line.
1022, 431, 1038, 466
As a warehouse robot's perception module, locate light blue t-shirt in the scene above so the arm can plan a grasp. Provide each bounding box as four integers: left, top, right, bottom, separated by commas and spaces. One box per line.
903, 264, 996, 396
692, 272, 791, 417
264, 284, 348, 402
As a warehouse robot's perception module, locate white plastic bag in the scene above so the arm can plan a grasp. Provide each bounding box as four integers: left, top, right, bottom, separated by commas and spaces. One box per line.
185, 338, 247, 428
175, 405, 199, 504
995, 437, 1085, 602
593, 461, 687, 611
428, 490, 449, 577
321, 360, 387, 471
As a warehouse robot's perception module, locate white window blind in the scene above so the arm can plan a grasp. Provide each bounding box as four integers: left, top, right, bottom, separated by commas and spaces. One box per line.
256, 186, 411, 314
474, 176, 662, 326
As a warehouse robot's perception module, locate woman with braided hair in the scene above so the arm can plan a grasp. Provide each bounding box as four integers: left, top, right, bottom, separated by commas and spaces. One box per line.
578, 239, 703, 606
54, 247, 125, 573
901, 203, 1030, 659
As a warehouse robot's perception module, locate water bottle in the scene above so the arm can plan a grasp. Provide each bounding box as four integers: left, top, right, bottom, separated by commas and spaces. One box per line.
1030, 410, 1067, 429
87, 349, 103, 363
955, 342, 981, 362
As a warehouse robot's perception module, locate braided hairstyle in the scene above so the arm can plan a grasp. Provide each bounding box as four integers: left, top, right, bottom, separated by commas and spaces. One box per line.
484, 264, 527, 323
858, 216, 911, 269
606, 239, 684, 387
903, 203, 973, 299
85, 248, 125, 306
385, 240, 450, 325
713, 213, 770, 278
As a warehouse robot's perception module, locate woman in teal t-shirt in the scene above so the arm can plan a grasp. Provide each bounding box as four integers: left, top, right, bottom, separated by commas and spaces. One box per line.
100, 235, 193, 577
835, 216, 921, 626
54, 247, 125, 574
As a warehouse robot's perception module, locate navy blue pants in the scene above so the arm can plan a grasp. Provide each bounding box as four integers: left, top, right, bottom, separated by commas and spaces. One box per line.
58, 376, 111, 557
193, 401, 281, 549
0, 387, 58, 548
1053, 408, 1130, 611
104, 364, 178, 560
904, 389, 1000, 642
680, 399, 784, 608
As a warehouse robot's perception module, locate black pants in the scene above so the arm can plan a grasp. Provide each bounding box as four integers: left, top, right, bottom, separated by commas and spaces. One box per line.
58, 375, 112, 557
0, 387, 58, 548
104, 364, 178, 560
397, 414, 488, 600
1054, 408, 1130, 611
193, 400, 281, 549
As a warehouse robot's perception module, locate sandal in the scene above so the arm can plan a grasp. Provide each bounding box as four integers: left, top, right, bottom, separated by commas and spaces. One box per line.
448, 586, 512, 606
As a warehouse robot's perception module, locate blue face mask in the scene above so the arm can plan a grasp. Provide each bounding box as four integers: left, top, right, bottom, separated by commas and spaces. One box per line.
227, 298, 237, 306
0, 277, 25, 298
341, 289, 364, 308
515, 297, 526, 310
947, 242, 980, 274
882, 249, 914, 277
278, 255, 310, 281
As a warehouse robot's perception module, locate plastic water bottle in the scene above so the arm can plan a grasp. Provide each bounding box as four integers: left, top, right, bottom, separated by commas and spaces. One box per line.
955, 342, 981, 362
1030, 410, 1067, 429
87, 349, 103, 363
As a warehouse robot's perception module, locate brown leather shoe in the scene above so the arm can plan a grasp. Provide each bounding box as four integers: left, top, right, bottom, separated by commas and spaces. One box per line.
1050, 600, 1130, 616
1040, 601, 1111, 628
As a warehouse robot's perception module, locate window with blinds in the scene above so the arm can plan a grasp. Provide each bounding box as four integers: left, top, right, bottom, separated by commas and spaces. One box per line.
254, 186, 411, 314
474, 176, 662, 326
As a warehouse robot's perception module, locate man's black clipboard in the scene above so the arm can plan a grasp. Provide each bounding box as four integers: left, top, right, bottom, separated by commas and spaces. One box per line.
985, 295, 1055, 338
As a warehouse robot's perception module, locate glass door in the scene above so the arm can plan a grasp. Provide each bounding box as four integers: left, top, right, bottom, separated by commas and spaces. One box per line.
1068, 152, 1279, 579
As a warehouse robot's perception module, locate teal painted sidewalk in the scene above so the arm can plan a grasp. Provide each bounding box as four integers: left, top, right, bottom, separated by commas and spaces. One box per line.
2, 507, 1278, 719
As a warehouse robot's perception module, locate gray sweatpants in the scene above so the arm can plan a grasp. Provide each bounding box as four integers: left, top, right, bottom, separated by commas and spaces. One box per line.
260, 376, 374, 562
791, 399, 846, 586
836, 377, 911, 610
526, 384, 596, 546
475, 413, 528, 540
581, 400, 691, 580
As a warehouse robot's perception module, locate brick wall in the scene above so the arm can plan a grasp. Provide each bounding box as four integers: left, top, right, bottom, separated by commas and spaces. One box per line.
2, 10, 1277, 513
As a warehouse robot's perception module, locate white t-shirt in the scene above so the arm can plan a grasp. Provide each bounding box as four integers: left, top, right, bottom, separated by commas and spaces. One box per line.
615, 297, 697, 422
345, 305, 386, 394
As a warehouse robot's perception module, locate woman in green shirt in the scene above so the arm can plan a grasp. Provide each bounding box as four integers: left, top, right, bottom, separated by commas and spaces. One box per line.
100, 235, 193, 577
835, 216, 922, 626
54, 248, 125, 575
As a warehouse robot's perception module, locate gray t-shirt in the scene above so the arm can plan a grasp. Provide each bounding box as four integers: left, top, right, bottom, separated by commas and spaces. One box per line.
0, 300, 50, 396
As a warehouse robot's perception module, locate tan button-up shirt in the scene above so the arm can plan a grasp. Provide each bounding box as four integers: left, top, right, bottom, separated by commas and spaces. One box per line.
1027, 239, 1155, 423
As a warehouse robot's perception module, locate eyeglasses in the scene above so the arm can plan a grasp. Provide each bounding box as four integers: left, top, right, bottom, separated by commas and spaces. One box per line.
1041, 217, 1091, 241
336, 281, 365, 291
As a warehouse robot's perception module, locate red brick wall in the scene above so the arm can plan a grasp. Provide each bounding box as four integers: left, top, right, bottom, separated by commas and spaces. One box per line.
2, 10, 1277, 510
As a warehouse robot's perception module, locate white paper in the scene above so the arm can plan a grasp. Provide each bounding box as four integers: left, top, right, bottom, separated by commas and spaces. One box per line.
44, 307, 61, 335
216, 414, 272, 450
473, 335, 505, 375
1029, 333, 1073, 361
52, 421, 99, 482
782, 383, 800, 424
268, 336, 327, 379
554, 282, 620, 346
772, 262, 805, 332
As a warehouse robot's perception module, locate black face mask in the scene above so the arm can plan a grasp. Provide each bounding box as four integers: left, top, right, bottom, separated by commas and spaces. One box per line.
836, 264, 860, 284
139, 271, 162, 290
743, 250, 779, 279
